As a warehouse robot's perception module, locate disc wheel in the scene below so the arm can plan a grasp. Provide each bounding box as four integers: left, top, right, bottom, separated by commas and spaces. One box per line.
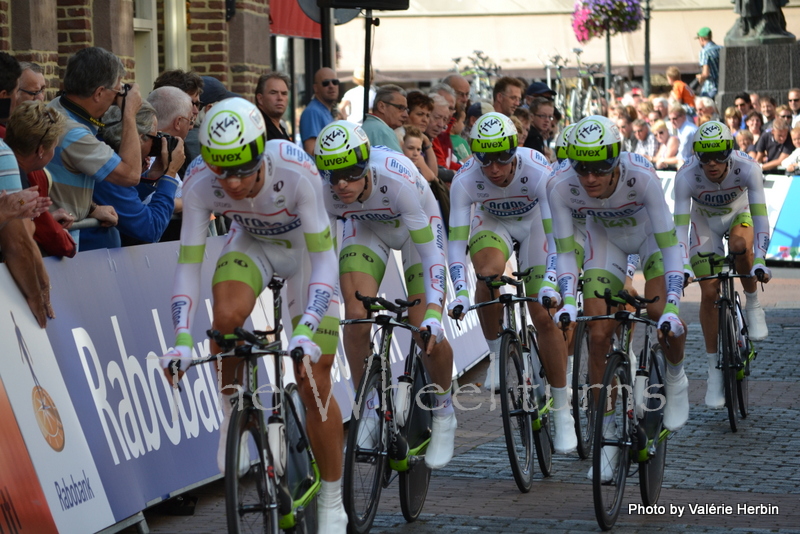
592, 352, 632, 531
527, 326, 553, 477
399, 353, 433, 523
343, 357, 386, 534
720, 304, 739, 432
499, 331, 534, 493
572, 319, 594, 459
226, 400, 279, 534
639, 345, 667, 506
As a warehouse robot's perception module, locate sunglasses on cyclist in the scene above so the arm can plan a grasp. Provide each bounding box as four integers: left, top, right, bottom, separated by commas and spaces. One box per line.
212, 155, 264, 179
474, 148, 516, 167
571, 158, 618, 176
697, 149, 732, 165
323, 161, 369, 185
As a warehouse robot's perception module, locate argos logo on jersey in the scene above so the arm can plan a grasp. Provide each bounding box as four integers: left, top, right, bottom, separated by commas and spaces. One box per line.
696, 188, 742, 206
484, 197, 537, 217
386, 157, 414, 182
231, 212, 302, 236
280, 142, 318, 174
580, 202, 642, 218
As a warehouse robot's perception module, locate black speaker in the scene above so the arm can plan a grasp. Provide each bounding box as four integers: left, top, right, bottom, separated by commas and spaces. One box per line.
316, 0, 409, 10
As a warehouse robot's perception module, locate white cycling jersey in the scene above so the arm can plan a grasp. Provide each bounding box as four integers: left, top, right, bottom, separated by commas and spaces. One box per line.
549, 152, 683, 311
673, 150, 769, 275
170, 140, 339, 352
448, 148, 556, 299
324, 146, 447, 313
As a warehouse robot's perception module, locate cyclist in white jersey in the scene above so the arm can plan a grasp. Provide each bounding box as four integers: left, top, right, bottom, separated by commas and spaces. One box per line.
674, 121, 771, 408
160, 98, 347, 533
448, 112, 578, 454
550, 116, 688, 480
314, 120, 456, 469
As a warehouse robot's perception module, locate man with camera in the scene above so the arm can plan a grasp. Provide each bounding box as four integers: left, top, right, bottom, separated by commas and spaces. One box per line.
46, 47, 147, 249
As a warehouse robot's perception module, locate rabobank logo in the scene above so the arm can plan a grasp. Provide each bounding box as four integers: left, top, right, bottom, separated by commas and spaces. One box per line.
12, 311, 65, 452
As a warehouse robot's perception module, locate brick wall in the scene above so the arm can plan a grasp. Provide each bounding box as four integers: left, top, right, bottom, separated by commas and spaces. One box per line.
187, 0, 229, 81
0, 0, 10, 51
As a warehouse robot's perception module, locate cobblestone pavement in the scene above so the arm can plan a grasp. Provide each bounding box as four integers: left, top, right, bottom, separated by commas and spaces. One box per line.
120, 269, 800, 533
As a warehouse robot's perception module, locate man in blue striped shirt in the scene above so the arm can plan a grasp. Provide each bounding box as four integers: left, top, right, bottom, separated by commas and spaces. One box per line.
696, 27, 721, 98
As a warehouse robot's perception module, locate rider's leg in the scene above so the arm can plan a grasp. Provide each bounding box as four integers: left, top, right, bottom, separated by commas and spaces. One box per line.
472, 245, 510, 390
339, 271, 380, 388
698, 279, 725, 408
731, 222, 768, 340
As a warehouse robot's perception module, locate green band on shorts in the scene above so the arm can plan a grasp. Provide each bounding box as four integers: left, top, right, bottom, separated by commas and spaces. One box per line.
583, 268, 624, 301
691, 252, 724, 277
450, 225, 470, 241
292, 315, 340, 355
642, 251, 665, 280
731, 211, 753, 230
212, 251, 263, 295
404, 262, 425, 297
469, 230, 510, 260
179, 244, 205, 264
339, 244, 387, 283
654, 228, 678, 249
522, 264, 547, 297
305, 228, 333, 253
556, 235, 575, 255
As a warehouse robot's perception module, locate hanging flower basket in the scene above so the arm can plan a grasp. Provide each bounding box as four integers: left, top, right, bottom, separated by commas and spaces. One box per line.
572, 0, 644, 44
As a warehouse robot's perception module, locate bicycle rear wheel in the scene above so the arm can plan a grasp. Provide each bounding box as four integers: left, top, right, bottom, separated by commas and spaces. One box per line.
399, 353, 433, 522
226, 400, 279, 534
343, 357, 386, 533
284, 383, 318, 533
499, 331, 534, 493
572, 319, 594, 459
592, 352, 632, 531
734, 294, 749, 419
639, 345, 667, 506
720, 304, 739, 432
527, 326, 553, 477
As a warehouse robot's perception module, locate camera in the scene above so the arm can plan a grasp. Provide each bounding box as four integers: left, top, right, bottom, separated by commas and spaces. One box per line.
147, 132, 179, 158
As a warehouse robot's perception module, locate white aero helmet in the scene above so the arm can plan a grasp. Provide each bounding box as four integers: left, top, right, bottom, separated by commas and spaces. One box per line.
567, 115, 623, 175
199, 97, 266, 177
314, 120, 371, 184
470, 112, 518, 166
692, 121, 734, 164
555, 124, 577, 161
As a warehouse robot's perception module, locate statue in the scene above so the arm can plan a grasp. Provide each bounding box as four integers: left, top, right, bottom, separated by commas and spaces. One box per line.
725, 0, 796, 46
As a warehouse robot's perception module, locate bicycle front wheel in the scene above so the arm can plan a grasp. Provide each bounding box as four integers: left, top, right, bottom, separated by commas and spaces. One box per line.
527, 326, 553, 477
285, 383, 318, 533
399, 352, 433, 523
592, 352, 632, 531
734, 293, 750, 419
639, 345, 667, 506
499, 332, 534, 493
572, 319, 594, 459
720, 304, 739, 432
226, 400, 279, 534
343, 356, 386, 534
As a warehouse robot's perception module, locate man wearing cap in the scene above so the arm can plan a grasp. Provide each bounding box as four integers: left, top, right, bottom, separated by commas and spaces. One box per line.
524, 81, 555, 110
696, 27, 721, 98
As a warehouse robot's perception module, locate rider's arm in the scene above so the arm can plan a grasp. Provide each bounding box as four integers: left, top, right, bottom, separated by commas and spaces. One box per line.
447, 173, 473, 303
295, 172, 339, 340
535, 178, 559, 293
643, 176, 684, 312
547, 179, 579, 306
745, 161, 770, 266
401, 179, 447, 319
672, 169, 694, 275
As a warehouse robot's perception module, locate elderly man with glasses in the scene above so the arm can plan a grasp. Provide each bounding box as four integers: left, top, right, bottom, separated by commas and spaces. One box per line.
300, 67, 340, 156
360, 84, 406, 152
668, 104, 698, 168
16, 62, 47, 103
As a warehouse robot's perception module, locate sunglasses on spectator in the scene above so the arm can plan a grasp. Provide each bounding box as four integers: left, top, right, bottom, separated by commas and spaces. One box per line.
19, 87, 45, 97
37, 111, 56, 148
780, 114, 793, 119
655, 130, 668, 136
321, 79, 340, 87
789, 98, 800, 102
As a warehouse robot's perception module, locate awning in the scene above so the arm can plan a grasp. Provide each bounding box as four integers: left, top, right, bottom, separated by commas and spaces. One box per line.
270, 0, 320, 40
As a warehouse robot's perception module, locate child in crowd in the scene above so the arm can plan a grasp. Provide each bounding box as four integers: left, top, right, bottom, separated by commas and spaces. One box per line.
402, 125, 437, 182
666, 66, 695, 110
736, 129, 756, 159
450, 108, 471, 163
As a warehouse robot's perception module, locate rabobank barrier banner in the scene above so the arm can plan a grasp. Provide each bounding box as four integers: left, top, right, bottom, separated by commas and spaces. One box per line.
0, 236, 486, 533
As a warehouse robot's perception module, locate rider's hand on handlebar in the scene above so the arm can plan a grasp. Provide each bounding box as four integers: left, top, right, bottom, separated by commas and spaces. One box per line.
160, 345, 192, 386
539, 286, 561, 308
683, 268, 695, 288
750, 264, 772, 284
420, 317, 444, 353
657, 312, 684, 339
448, 295, 471, 320
289, 335, 321, 366
554, 303, 577, 330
